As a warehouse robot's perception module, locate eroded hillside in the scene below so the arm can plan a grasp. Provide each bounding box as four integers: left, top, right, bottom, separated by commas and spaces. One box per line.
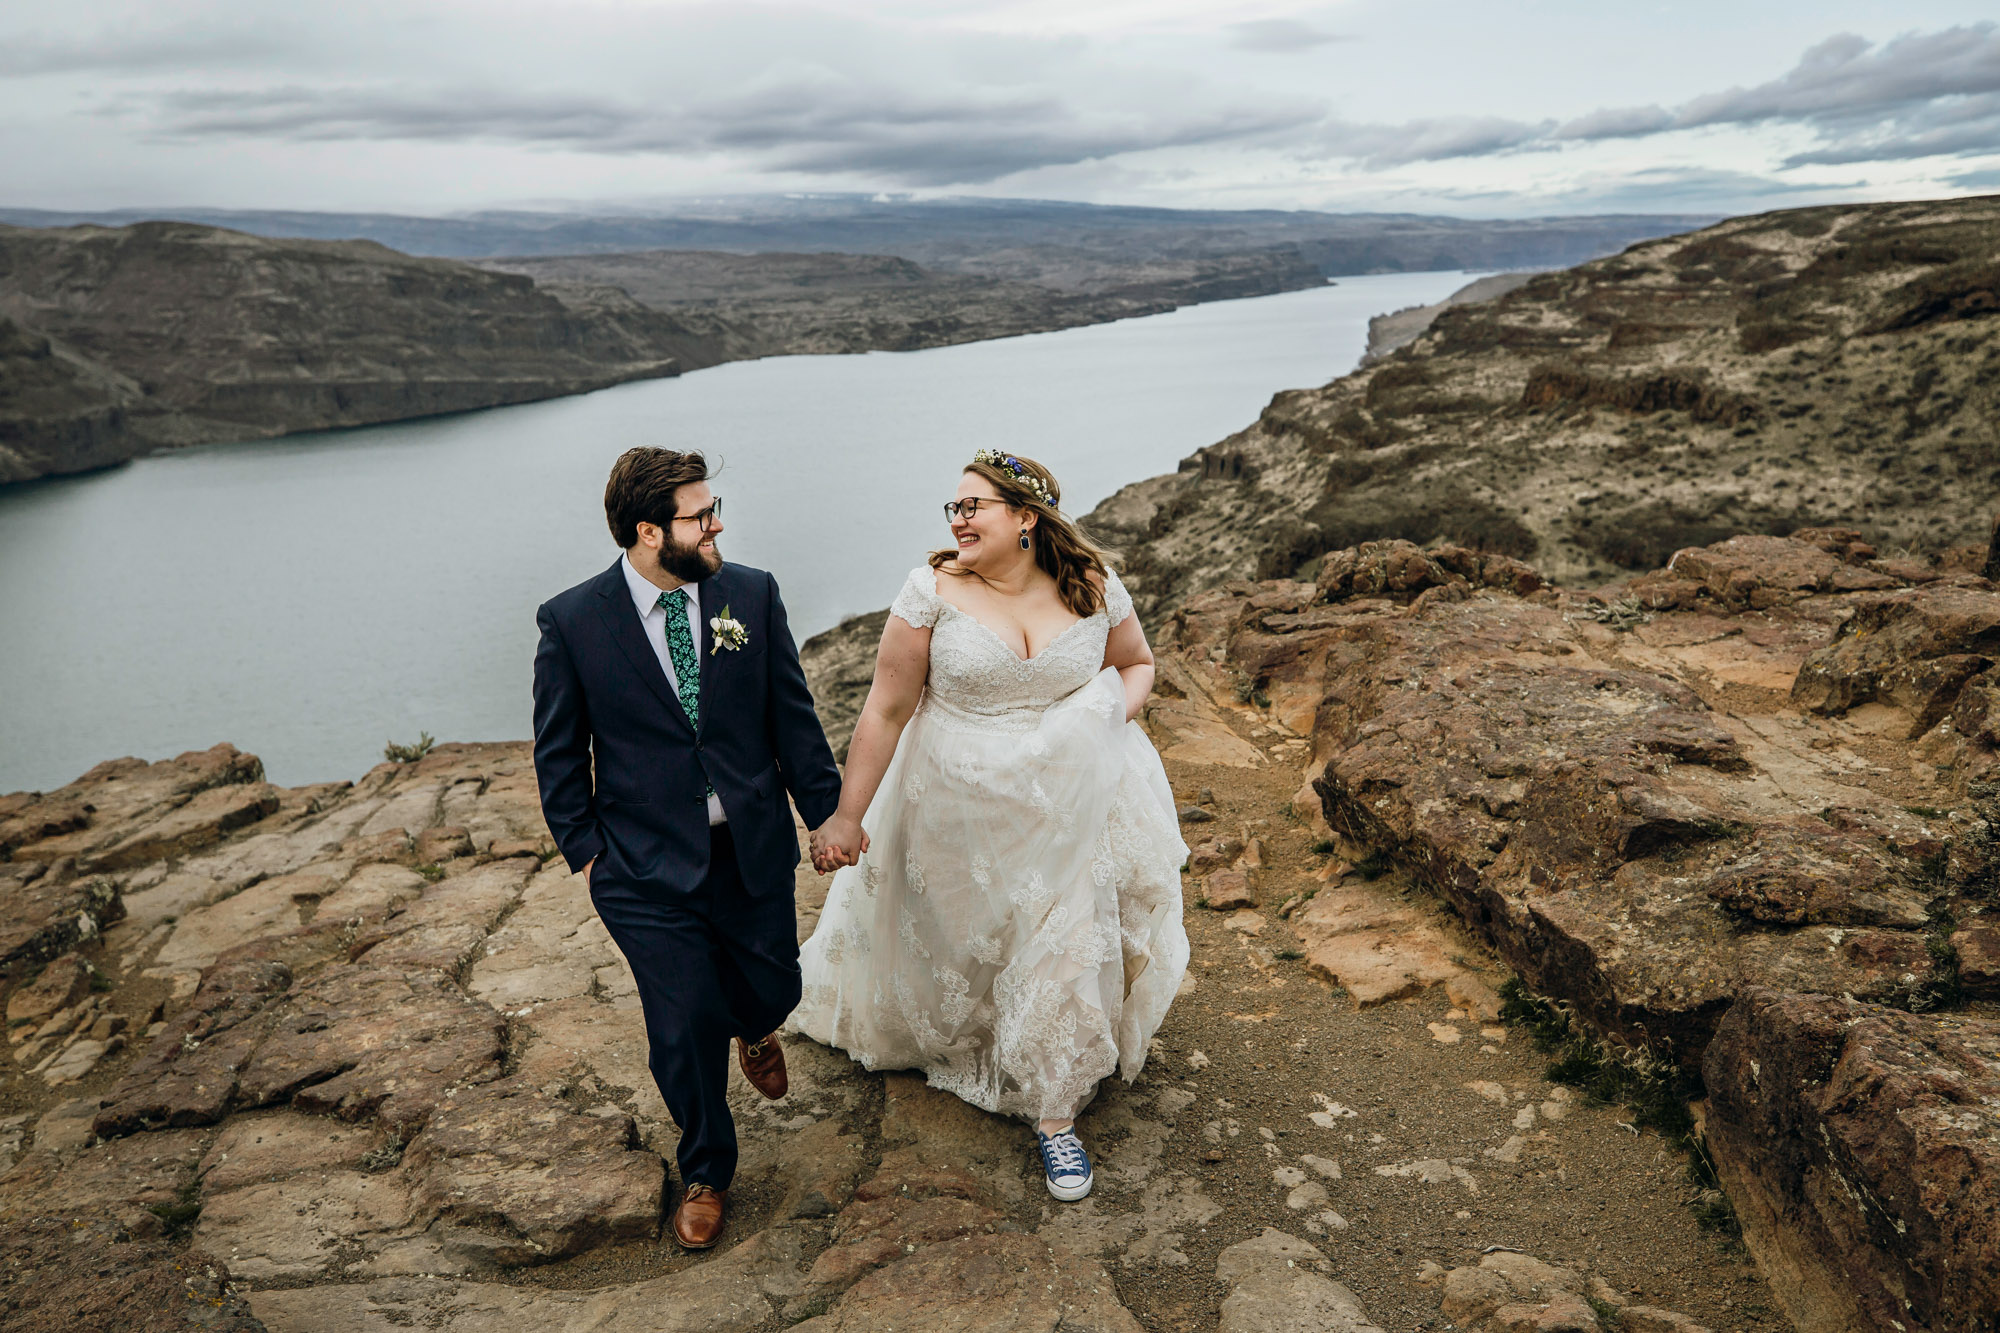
0, 222, 719, 484
1086, 195, 2000, 611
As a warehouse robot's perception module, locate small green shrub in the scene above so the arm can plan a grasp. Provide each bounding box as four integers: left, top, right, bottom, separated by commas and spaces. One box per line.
384, 732, 436, 764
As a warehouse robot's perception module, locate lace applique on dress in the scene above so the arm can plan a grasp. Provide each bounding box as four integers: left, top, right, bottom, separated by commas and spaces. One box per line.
1103, 568, 1134, 627
889, 565, 944, 630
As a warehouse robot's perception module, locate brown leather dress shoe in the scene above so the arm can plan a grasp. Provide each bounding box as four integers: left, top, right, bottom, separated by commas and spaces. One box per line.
670, 1182, 726, 1249
737, 1032, 788, 1100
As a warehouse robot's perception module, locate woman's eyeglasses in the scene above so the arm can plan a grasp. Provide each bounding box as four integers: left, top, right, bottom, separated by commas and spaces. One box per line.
943, 496, 1009, 521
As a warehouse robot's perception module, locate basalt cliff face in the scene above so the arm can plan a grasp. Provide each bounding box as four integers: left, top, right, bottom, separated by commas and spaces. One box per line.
0, 221, 720, 485
1083, 194, 2000, 609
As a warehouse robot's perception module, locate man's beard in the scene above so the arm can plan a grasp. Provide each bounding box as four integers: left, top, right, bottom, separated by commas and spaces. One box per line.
659, 534, 721, 583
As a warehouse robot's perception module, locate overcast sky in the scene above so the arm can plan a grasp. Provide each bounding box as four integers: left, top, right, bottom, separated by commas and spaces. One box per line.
5, 0, 1999, 218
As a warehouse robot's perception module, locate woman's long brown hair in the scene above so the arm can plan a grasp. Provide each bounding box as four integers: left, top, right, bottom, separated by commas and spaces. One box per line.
930, 454, 1118, 617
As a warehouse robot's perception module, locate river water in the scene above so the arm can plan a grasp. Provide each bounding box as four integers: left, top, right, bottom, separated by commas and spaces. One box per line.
0, 271, 1480, 792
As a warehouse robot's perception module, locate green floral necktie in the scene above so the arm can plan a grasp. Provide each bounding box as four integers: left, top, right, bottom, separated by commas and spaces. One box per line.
656, 588, 701, 728
659, 589, 714, 804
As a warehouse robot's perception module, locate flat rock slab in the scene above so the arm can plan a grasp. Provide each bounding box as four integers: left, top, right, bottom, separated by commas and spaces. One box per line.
197, 1169, 417, 1281
404, 1077, 664, 1263
250, 1226, 802, 1333
351, 860, 533, 973
239, 966, 506, 1133
1215, 1229, 1384, 1333
794, 1231, 1142, 1333
95, 957, 295, 1137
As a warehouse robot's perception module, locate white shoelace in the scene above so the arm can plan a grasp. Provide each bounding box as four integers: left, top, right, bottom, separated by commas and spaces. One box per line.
1041, 1131, 1088, 1178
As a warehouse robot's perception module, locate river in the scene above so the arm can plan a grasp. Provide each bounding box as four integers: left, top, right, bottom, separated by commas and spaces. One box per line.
0, 271, 1481, 792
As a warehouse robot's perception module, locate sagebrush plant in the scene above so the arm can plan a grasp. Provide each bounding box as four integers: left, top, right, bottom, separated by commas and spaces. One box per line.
384, 731, 436, 763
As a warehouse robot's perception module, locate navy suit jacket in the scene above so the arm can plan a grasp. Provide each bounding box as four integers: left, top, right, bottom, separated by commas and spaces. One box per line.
531, 558, 842, 897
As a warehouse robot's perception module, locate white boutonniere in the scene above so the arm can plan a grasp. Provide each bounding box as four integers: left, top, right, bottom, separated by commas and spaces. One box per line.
710, 605, 749, 654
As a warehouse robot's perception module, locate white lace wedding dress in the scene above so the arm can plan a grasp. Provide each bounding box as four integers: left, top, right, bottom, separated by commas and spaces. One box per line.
789, 565, 1189, 1122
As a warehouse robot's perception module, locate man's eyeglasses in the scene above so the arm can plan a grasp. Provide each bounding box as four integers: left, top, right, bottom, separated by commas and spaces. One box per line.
943, 496, 1009, 521
670, 497, 723, 532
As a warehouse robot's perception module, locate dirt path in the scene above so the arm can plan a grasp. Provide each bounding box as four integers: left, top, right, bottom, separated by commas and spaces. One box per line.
1107, 733, 1782, 1331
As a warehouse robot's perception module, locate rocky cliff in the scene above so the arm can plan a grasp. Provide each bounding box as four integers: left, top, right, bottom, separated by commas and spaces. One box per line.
0, 221, 724, 485
1081, 194, 2000, 607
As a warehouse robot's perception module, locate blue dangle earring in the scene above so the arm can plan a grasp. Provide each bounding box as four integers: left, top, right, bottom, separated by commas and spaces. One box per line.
1019, 527, 1031, 550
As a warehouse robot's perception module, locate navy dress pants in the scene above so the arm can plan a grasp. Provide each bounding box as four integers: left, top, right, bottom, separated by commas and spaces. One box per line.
589, 824, 801, 1190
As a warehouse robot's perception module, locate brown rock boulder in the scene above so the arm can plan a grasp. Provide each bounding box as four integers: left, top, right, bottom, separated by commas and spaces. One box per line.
5, 953, 91, 1030
94, 957, 293, 1138
2, 744, 265, 865
414, 824, 475, 863
237, 966, 506, 1133
1314, 539, 1539, 606
1703, 988, 2000, 1333
1202, 869, 1257, 910
1663, 533, 1898, 611
404, 1078, 665, 1263
1695, 823, 1928, 928
0, 874, 122, 977
1954, 924, 2000, 998
795, 1231, 1141, 1333
81, 780, 281, 871
1791, 583, 2000, 734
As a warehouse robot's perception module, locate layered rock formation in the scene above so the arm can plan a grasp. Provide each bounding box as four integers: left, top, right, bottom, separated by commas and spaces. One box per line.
1154, 528, 1999, 1332
1084, 194, 2000, 602
0, 221, 722, 484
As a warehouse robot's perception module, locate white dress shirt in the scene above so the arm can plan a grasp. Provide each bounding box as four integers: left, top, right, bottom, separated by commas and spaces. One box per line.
622, 554, 726, 825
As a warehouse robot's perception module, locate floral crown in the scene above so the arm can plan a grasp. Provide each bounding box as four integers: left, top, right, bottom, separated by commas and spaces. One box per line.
972, 449, 1055, 507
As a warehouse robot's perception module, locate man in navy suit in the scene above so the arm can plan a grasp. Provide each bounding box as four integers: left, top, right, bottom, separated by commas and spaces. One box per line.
531, 448, 856, 1250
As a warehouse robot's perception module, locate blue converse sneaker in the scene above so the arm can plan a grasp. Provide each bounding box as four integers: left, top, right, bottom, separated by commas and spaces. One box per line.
1036, 1128, 1093, 1201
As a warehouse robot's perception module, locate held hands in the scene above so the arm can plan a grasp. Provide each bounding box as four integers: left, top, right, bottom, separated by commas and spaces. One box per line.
810, 816, 869, 874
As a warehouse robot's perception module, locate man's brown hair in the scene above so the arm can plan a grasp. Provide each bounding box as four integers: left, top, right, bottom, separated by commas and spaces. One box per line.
604, 448, 708, 549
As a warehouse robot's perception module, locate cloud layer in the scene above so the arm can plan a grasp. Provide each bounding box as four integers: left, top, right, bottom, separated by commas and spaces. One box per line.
4, 3, 1998, 214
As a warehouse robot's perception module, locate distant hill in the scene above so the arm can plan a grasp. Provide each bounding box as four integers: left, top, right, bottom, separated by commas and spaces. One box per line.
0, 221, 714, 485
0, 195, 1715, 273
1081, 193, 2000, 602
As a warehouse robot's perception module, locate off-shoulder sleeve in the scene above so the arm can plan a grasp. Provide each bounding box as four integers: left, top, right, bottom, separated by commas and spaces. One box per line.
1103, 568, 1134, 627
889, 565, 943, 630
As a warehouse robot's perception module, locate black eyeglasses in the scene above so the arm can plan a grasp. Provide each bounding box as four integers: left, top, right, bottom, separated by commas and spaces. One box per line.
943, 496, 1010, 521
670, 497, 722, 532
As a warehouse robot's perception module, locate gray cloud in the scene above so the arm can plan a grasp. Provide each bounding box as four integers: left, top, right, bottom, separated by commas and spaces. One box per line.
1562, 24, 2000, 167
0, 26, 289, 75
1557, 105, 1674, 142
1317, 115, 1548, 168
1673, 28, 2000, 128
1229, 19, 1347, 54
141, 79, 1320, 186
1302, 24, 2000, 170
1545, 166, 1859, 211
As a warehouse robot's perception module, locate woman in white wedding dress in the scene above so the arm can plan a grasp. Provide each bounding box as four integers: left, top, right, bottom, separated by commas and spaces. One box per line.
789, 450, 1188, 1201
